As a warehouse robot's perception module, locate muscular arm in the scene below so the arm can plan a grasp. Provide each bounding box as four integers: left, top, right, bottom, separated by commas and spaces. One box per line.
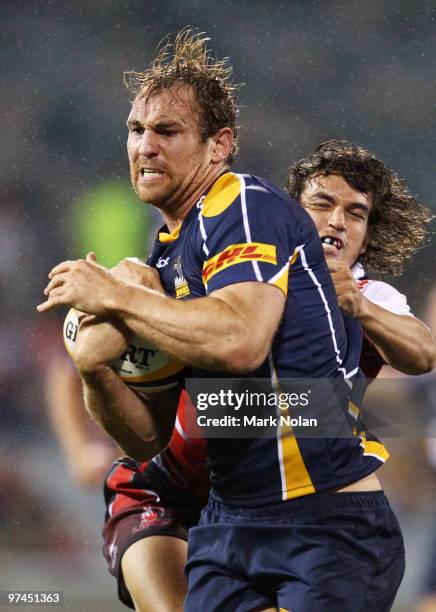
72, 315, 181, 461
356, 300, 434, 375
38, 257, 286, 374
328, 261, 435, 375
80, 365, 180, 461
106, 281, 285, 374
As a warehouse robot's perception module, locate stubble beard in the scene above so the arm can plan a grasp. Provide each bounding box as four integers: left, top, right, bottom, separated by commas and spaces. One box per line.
129, 165, 179, 212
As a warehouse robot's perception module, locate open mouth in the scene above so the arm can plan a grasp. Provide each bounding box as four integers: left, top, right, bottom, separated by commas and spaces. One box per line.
321, 236, 343, 250
140, 168, 164, 177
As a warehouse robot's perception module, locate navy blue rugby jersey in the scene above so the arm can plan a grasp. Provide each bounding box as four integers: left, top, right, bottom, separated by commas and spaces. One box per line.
147, 171, 388, 506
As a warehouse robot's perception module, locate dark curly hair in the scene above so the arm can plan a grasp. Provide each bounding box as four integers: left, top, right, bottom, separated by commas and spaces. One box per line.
124, 28, 241, 162
286, 139, 433, 275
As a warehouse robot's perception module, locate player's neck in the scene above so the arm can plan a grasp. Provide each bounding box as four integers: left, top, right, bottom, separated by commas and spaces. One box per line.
163, 163, 229, 231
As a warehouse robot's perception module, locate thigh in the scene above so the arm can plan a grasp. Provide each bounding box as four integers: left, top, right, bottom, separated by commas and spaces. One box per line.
277, 549, 404, 612
103, 502, 190, 609
122, 535, 188, 612
276, 502, 405, 612
360, 508, 405, 612
185, 523, 274, 612
103, 457, 201, 609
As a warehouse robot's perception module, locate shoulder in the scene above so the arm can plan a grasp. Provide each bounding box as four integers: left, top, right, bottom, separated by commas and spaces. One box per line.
358, 279, 414, 317
200, 172, 301, 222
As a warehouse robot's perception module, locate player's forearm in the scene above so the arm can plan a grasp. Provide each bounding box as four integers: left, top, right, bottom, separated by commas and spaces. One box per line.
79, 365, 177, 460
46, 360, 93, 461
105, 283, 263, 373
359, 300, 435, 374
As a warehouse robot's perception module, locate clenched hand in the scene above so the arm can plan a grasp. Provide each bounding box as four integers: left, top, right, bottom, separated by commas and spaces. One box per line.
327, 260, 369, 319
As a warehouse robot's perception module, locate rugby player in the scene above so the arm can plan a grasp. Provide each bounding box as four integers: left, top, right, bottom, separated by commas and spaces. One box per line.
38, 31, 434, 612
100, 141, 434, 611
287, 139, 435, 379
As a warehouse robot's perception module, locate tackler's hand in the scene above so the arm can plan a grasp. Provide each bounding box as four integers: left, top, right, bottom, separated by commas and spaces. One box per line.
327, 260, 369, 319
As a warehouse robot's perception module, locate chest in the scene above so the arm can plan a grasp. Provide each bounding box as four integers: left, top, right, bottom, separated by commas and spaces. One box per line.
148, 230, 206, 299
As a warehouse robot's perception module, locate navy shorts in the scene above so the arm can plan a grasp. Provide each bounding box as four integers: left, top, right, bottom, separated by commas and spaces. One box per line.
185, 491, 405, 612
102, 458, 203, 609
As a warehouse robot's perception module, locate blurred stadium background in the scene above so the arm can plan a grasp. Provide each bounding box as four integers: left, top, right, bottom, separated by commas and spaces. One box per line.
1, 1, 435, 610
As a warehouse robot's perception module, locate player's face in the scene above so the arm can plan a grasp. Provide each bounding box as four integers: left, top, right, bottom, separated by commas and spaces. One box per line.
127, 86, 214, 212
300, 174, 372, 267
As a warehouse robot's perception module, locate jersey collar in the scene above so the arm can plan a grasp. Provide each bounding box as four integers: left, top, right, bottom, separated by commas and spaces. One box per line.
157, 171, 232, 244
351, 261, 365, 280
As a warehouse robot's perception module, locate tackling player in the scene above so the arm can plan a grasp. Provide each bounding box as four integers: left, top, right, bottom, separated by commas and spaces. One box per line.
287, 138, 435, 379
38, 31, 434, 612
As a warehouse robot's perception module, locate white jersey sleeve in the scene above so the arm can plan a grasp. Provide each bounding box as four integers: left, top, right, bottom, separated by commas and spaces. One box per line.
358, 279, 414, 317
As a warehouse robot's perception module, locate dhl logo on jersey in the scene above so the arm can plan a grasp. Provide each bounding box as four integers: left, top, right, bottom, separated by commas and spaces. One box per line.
202, 242, 277, 285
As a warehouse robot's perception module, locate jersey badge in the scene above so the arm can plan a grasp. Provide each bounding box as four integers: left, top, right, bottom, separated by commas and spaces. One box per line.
174, 256, 191, 298
357, 279, 370, 290
132, 506, 172, 533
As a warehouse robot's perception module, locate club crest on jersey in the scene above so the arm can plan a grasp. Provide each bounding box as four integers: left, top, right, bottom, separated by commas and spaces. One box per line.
357, 279, 370, 290
174, 256, 190, 298
132, 506, 171, 533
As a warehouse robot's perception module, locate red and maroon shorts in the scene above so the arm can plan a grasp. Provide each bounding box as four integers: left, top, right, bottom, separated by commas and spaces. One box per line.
102, 457, 204, 608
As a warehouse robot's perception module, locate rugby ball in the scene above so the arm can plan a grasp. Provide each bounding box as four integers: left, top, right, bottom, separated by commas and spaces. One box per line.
63, 308, 184, 393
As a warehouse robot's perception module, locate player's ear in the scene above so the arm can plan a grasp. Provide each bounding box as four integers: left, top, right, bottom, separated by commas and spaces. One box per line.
210, 127, 233, 163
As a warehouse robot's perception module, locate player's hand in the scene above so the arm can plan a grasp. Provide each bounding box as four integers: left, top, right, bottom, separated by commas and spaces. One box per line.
37, 252, 123, 315
72, 315, 130, 373
327, 260, 369, 319
110, 257, 164, 294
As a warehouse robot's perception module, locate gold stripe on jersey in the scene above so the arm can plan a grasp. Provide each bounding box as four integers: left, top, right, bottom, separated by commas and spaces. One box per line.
270, 352, 315, 500
348, 401, 360, 420
202, 242, 277, 286
289, 247, 301, 267
362, 440, 390, 462
359, 431, 389, 462
159, 225, 181, 243
280, 426, 316, 499
270, 265, 289, 296
201, 172, 241, 217
268, 248, 301, 296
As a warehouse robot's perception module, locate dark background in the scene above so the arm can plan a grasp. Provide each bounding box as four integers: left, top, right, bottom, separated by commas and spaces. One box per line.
1, 1, 434, 610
